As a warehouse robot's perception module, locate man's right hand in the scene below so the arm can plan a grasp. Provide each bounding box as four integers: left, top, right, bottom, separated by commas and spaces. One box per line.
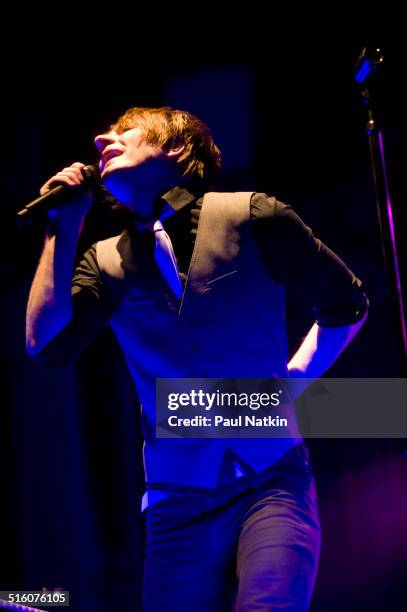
40, 161, 94, 222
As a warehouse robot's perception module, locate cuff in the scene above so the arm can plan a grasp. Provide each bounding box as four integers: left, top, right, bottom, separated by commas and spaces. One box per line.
312, 291, 369, 327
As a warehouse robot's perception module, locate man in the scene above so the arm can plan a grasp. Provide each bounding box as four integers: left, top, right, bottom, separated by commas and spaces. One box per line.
26, 106, 368, 611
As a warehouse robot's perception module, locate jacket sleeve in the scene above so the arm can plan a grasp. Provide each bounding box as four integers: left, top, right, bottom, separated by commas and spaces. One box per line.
250, 194, 369, 327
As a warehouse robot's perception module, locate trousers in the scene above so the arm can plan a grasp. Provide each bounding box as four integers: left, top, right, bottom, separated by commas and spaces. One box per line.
143, 444, 321, 611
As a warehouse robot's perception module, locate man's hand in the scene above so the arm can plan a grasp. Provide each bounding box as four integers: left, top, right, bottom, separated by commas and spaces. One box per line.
287, 314, 368, 398
40, 162, 94, 223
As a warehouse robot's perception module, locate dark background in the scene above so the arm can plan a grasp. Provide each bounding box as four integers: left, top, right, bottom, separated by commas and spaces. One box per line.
1, 34, 407, 611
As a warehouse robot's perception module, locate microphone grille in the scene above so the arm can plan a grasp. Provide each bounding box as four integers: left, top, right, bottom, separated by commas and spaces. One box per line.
81, 164, 101, 183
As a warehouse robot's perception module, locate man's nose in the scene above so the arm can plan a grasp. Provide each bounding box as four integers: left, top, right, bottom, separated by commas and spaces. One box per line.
94, 132, 117, 154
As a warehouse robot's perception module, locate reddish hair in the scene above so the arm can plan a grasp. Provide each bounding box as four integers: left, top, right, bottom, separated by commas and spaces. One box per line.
111, 106, 221, 186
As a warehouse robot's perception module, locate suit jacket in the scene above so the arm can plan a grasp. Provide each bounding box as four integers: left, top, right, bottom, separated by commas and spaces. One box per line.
96, 192, 302, 488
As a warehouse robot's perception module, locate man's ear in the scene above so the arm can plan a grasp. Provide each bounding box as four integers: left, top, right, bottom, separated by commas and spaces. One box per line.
166, 145, 185, 157
163, 138, 185, 158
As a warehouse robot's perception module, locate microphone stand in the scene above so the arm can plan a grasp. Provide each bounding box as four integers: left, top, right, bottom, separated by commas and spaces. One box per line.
355, 47, 407, 377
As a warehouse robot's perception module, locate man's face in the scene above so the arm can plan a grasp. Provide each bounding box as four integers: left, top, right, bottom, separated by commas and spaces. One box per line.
94, 126, 172, 209
95, 126, 164, 179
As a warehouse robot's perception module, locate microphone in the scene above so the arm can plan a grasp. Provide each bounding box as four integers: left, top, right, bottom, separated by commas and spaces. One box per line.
16, 164, 101, 225
354, 47, 384, 86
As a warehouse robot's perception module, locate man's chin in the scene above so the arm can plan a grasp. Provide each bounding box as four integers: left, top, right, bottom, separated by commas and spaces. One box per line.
101, 162, 124, 182
102, 167, 134, 204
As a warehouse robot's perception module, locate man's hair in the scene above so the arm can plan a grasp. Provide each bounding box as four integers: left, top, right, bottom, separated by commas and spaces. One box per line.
111, 106, 221, 186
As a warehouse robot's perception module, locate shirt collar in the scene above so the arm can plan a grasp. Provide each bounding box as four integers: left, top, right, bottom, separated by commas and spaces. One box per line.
130, 185, 202, 233
155, 185, 201, 216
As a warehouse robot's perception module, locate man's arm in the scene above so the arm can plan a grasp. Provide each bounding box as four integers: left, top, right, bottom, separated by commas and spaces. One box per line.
250, 194, 369, 391
287, 315, 367, 397
26, 163, 93, 356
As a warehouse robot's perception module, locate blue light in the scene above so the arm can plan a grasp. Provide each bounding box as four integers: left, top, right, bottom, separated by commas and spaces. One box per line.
355, 59, 375, 85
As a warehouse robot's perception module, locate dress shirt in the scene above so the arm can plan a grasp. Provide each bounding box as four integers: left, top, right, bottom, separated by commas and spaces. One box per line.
71, 185, 368, 327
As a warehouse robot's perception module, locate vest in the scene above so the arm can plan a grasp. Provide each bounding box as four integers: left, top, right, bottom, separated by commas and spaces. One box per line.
96, 192, 302, 488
